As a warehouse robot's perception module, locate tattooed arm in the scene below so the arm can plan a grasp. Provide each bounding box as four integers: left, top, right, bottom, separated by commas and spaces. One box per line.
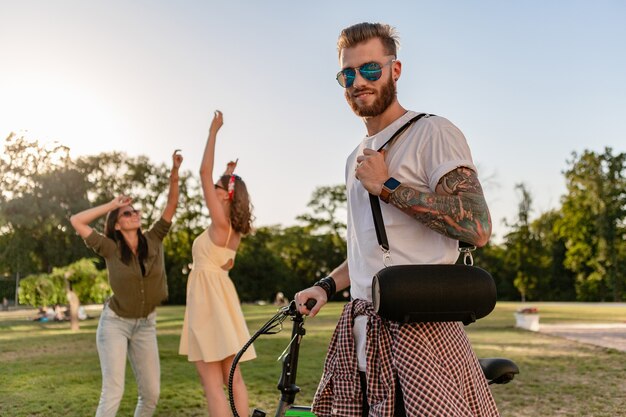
388, 166, 492, 247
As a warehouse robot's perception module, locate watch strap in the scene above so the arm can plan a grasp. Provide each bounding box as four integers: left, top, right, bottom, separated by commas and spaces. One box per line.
380, 177, 400, 204
379, 186, 392, 204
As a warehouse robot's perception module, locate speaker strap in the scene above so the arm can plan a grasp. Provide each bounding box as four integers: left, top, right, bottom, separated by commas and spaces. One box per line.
368, 113, 474, 265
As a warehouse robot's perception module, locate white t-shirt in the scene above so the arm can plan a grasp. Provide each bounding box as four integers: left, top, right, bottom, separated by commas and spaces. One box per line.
345, 111, 477, 370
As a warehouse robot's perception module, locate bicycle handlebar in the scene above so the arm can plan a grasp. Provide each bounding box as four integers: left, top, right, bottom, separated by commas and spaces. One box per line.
304, 298, 316, 310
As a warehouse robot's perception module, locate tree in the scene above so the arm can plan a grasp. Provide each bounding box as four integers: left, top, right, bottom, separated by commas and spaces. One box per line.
530, 210, 575, 300
232, 221, 346, 303
18, 273, 65, 308
557, 148, 626, 301
270, 225, 346, 299
230, 226, 292, 302
293, 184, 347, 297
502, 183, 546, 301
0, 134, 89, 275
473, 243, 517, 300
296, 185, 347, 238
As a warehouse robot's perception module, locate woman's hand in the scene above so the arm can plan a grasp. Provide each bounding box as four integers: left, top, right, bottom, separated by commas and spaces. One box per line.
71, 196, 132, 239
209, 110, 223, 135
172, 149, 183, 169
224, 158, 238, 176
110, 195, 132, 209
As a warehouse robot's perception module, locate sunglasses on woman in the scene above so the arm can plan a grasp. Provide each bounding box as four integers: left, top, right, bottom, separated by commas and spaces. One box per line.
118, 209, 140, 219
336, 58, 395, 88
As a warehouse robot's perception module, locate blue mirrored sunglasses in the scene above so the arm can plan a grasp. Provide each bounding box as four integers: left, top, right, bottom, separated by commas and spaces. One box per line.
336, 59, 395, 88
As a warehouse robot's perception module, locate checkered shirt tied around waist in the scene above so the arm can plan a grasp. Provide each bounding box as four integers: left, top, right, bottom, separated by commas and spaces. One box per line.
312, 299, 500, 417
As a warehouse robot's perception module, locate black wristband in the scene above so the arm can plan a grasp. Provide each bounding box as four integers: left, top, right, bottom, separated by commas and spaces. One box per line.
314, 276, 336, 300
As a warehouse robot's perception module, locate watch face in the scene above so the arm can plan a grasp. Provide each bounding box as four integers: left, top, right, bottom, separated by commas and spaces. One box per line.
384, 177, 401, 190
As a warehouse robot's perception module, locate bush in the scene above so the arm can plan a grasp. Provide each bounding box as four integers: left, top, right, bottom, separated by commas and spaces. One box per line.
18, 273, 65, 307
18, 258, 111, 307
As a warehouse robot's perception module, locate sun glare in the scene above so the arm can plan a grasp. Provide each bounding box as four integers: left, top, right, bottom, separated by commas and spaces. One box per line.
0, 72, 128, 159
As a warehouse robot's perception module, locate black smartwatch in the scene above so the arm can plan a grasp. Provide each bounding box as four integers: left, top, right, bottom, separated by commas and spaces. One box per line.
379, 177, 401, 203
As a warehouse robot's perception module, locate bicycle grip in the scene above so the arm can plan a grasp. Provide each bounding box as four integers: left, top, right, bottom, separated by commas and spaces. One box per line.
305, 299, 317, 310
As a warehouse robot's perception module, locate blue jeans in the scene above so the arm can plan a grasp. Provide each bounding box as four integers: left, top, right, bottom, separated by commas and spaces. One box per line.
95, 304, 160, 417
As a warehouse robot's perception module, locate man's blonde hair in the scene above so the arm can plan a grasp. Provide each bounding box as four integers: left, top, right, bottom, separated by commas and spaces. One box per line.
337, 22, 400, 57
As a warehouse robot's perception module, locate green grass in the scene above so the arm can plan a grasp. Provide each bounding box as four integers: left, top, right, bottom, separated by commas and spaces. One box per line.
1, 302, 626, 416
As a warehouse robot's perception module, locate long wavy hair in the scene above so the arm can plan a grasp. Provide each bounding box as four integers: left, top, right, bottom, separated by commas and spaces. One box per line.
104, 206, 149, 275
218, 175, 254, 235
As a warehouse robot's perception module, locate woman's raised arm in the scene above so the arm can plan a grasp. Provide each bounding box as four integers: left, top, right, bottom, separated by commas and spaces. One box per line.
199, 110, 230, 229
161, 150, 183, 223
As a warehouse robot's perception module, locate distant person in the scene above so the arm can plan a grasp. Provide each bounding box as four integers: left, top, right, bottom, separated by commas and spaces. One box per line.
78, 305, 88, 320
32, 307, 48, 322
2, 297, 8, 311
70, 150, 182, 417
179, 110, 256, 417
295, 22, 498, 416
274, 291, 288, 307
45, 306, 55, 321
53, 304, 65, 321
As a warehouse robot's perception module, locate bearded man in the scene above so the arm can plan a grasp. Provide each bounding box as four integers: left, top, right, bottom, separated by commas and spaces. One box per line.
296, 22, 500, 417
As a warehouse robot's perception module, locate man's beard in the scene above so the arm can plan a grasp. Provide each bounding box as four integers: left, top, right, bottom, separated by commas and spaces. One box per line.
345, 75, 396, 117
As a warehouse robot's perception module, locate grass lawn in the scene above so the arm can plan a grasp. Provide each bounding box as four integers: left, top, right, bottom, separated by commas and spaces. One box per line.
1, 302, 626, 416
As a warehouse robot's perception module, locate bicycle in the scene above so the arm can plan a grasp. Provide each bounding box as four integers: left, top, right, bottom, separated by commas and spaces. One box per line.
228, 299, 519, 417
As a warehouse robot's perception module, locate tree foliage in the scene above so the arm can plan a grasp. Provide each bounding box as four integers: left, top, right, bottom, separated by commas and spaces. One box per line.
18, 273, 65, 307
556, 148, 626, 301
296, 185, 347, 238
501, 184, 542, 301
2, 134, 625, 303
0, 133, 88, 275
18, 259, 110, 308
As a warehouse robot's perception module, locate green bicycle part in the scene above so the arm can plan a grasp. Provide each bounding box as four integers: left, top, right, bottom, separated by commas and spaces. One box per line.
285, 405, 316, 417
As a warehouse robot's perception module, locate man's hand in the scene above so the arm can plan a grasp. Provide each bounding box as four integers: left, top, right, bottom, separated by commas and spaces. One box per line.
294, 286, 328, 317
355, 148, 389, 195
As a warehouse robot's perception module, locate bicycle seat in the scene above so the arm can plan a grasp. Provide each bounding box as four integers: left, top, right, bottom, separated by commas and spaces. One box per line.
479, 358, 519, 385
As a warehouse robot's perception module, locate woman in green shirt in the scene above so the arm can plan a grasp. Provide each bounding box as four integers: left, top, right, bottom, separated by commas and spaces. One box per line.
70, 150, 182, 417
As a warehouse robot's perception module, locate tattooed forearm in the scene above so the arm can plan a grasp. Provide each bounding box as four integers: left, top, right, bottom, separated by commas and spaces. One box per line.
388, 168, 492, 246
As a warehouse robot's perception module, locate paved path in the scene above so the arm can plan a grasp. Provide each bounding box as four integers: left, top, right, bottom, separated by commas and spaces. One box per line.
537, 323, 626, 352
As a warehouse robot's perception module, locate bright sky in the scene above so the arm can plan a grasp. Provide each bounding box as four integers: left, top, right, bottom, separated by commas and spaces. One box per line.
2, 1, 625, 241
